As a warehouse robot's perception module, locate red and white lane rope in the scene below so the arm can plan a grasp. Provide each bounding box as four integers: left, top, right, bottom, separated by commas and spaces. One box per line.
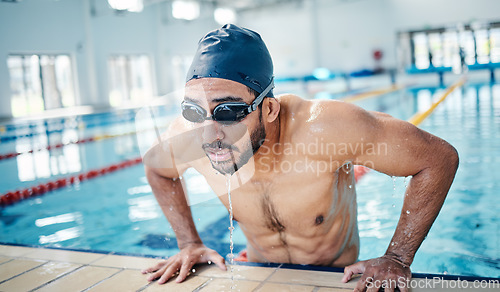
0, 157, 142, 207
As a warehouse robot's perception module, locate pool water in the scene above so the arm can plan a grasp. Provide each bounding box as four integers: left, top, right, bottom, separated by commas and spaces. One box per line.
0, 82, 498, 277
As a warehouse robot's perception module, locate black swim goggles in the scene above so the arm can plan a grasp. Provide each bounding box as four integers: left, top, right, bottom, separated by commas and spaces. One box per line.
181, 77, 274, 125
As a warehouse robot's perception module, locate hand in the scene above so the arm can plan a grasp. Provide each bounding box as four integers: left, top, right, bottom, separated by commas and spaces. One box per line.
342, 255, 411, 292
141, 243, 226, 284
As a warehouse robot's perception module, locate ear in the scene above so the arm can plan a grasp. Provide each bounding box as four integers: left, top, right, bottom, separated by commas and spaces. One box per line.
264, 98, 280, 123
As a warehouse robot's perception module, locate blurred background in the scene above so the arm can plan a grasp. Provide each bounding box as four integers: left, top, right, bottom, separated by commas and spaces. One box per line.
0, 0, 499, 119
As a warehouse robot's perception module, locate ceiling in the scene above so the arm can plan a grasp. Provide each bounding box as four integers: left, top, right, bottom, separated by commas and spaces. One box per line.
144, 0, 305, 12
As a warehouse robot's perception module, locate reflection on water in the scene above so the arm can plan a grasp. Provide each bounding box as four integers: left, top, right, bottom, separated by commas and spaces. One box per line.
127, 195, 161, 222
14, 128, 82, 182
39, 226, 82, 244
35, 212, 83, 227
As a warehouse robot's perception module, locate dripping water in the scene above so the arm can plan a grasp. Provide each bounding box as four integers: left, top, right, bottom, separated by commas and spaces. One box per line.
226, 174, 236, 290
391, 176, 396, 207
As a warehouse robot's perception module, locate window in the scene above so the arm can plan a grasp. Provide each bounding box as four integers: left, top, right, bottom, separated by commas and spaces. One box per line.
442, 31, 459, 67
172, 55, 193, 90
491, 28, 500, 63
428, 33, 443, 67
7, 54, 76, 117
413, 33, 430, 69
475, 29, 490, 64
401, 21, 500, 70
108, 54, 154, 107
459, 30, 476, 65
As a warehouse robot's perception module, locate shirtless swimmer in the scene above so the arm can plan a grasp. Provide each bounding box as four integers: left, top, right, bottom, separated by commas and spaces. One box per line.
141, 24, 459, 291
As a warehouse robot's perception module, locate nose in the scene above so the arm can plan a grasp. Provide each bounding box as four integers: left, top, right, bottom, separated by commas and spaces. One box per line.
201, 120, 225, 143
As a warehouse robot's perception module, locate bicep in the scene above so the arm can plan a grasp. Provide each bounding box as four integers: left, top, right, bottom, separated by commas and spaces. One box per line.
354, 111, 445, 177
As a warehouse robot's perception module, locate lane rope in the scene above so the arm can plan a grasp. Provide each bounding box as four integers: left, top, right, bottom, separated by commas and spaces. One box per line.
0, 131, 138, 162
341, 85, 404, 103
354, 76, 466, 182
0, 157, 142, 207
408, 77, 466, 126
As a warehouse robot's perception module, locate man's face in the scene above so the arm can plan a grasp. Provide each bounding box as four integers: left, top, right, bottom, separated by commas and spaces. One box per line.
183, 78, 266, 175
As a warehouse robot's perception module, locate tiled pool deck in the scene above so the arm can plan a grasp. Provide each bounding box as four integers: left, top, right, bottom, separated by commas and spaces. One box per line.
0, 244, 497, 291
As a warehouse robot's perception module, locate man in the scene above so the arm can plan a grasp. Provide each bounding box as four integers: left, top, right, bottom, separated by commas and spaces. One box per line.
141, 24, 459, 291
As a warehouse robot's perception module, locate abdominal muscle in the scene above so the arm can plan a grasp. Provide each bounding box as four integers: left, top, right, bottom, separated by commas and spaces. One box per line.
215, 165, 360, 268
241, 205, 359, 267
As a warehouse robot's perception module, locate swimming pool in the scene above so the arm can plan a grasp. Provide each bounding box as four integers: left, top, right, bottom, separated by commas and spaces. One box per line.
0, 81, 498, 278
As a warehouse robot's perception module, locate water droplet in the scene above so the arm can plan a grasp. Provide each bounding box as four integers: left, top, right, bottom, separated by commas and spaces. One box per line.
208, 260, 212, 264
169, 206, 173, 211
348, 184, 352, 189
404, 176, 409, 188
406, 210, 410, 214
344, 163, 350, 174
443, 271, 447, 275
191, 268, 196, 273
391, 241, 395, 246
392, 204, 395, 208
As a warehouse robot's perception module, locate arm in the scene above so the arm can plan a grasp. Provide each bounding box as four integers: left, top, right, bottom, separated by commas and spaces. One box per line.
142, 166, 226, 284
328, 104, 458, 290
141, 118, 227, 284
146, 166, 202, 249
357, 110, 458, 264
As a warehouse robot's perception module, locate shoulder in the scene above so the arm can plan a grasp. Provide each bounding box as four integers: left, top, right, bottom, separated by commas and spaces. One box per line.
278, 94, 378, 141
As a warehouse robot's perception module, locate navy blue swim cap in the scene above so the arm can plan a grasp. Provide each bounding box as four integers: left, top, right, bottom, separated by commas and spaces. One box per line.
186, 24, 274, 97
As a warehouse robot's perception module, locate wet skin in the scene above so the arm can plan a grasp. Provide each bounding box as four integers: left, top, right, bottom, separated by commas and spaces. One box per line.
142, 78, 459, 291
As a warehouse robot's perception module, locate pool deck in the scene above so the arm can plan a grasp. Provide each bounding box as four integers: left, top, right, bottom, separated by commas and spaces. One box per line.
0, 244, 497, 291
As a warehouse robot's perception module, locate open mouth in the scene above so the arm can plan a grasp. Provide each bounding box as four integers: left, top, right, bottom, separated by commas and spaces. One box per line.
204, 147, 233, 162
202, 140, 239, 163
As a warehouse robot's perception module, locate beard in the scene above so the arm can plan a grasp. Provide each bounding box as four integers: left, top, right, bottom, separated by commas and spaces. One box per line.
203, 121, 266, 176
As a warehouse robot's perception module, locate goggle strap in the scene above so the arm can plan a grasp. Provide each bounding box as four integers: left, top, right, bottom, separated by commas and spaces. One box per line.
250, 77, 275, 112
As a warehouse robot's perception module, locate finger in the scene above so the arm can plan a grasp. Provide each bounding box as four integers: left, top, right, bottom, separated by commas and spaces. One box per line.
366, 285, 378, 292
342, 261, 366, 283
399, 280, 409, 292
157, 260, 182, 284
353, 274, 372, 292
388, 275, 400, 292
176, 260, 194, 283
209, 253, 227, 271
147, 264, 168, 282
366, 277, 380, 292
142, 260, 167, 274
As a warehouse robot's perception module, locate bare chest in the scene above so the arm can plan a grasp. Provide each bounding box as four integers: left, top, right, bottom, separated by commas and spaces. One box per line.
218, 169, 345, 233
